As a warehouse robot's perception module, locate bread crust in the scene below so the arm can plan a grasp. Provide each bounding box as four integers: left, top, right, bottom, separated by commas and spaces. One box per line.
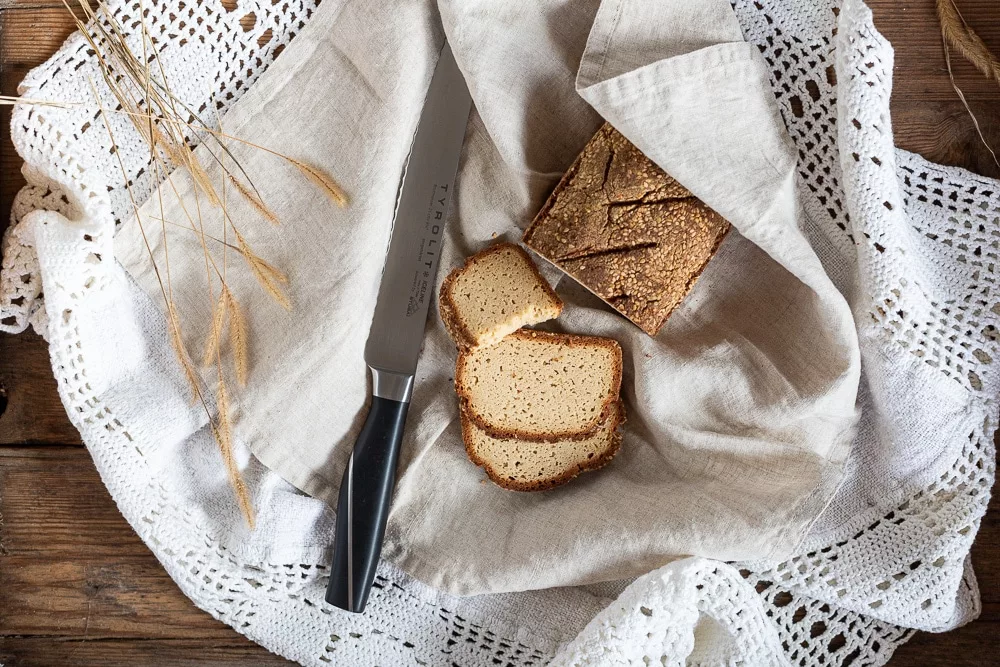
438, 289, 467, 349
438, 242, 563, 350
523, 153, 580, 251
461, 401, 625, 492
455, 328, 623, 442
523, 123, 730, 336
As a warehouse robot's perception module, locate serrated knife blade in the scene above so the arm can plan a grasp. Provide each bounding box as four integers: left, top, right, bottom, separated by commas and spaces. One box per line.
325, 41, 472, 614
363, 43, 470, 377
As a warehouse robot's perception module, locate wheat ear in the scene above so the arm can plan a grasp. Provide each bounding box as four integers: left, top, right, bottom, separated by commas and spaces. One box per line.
167, 301, 201, 401
82, 2, 256, 528
214, 379, 255, 528
936, 0, 1000, 169
233, 231, 291, 309
202, 292, 227, 367
937, 0, 1000, 82
290, 159, 349, 207
223, 287, 250, 386
228, 174, 280, 225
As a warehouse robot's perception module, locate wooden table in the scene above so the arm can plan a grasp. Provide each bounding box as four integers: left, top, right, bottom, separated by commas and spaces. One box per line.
1, 1, 998, 664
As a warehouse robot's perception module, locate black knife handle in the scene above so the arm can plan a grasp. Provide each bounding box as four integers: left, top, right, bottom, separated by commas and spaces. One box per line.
326, 395, 409, 613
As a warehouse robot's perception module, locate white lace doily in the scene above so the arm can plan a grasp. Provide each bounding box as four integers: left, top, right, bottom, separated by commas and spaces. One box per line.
2, 0, 996, 664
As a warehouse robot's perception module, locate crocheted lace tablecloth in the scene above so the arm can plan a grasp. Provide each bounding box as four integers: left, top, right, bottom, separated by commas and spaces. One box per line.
1, 0, 996, 664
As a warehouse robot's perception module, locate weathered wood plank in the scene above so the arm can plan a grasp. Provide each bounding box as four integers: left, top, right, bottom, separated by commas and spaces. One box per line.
0, 447, 146, 557
0, 9, 83, 444
0, 8, 79, 70
891, 619, 1000, 666
891, 100, 1000, 179
870, 0, 1000, 178
0, 638, 293, 666
0, 333, 81, 445
0, 1, 999, 665
0, 445, 998, 663
0, 0, 67, 10
0, 447, 281, 654
870, 1, 1000, 98
1, 7, 80, 223
1, 556, 256, 639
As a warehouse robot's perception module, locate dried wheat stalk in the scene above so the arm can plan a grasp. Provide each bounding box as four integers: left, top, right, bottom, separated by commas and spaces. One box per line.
937, 0, 1000, 82
0, 95, 76, 108
227, 175, 280, 225
224, 287, 251, 386
48, 0, 350, 527
936, 0, 1000, 168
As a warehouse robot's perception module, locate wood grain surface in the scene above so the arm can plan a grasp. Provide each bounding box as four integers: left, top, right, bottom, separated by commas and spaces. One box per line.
1, 1, 999, 665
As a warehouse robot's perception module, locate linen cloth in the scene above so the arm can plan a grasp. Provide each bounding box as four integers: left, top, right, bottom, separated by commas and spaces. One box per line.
112, 0, 861, 595
4, 0, 999, 663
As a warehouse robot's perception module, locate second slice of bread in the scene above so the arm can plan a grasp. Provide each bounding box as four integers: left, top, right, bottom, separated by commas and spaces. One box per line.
456, 329, 623, 441
440, 243, 563, 350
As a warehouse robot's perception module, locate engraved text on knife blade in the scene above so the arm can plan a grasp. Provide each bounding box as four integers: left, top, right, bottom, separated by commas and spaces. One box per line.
405, 182, 449, 317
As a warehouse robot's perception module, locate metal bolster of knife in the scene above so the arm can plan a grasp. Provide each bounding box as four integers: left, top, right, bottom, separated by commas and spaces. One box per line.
370, 367, 414, 403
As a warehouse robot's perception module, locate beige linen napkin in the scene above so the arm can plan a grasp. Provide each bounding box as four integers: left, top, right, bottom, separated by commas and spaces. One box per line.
115, 0, 860, 595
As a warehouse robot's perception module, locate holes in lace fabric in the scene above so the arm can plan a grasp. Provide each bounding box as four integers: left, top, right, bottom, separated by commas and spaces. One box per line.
743, 421, 995, 650
790, 95, 804, 118
896, 161, 1000, 395
5, 0, 995, 664
743, 568, 913, 666
773, 591, 793, 607
55, 0, 326, 233
730, 0, 998, 663
309, 572, 551, 665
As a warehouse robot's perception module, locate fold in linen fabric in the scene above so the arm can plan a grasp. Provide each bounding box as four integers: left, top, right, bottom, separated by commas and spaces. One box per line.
113, 0, 861, 595
11, 0, 1000, 663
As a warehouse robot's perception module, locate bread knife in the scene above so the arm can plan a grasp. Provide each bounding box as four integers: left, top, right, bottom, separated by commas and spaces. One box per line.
325, 42, 472, 614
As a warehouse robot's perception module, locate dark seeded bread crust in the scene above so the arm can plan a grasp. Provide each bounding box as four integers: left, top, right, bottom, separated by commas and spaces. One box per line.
438, 243, 563, 350
525, 152, 581, 248
455, 328, 623, 442
523, 123, 730, 336
461, 401, 626, 492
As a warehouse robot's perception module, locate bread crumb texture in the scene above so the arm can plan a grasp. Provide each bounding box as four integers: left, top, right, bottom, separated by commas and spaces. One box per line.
463, 401, 624, 491
456, 329, 623, 441
440, 243, 562, 349
523, 123, 730, 335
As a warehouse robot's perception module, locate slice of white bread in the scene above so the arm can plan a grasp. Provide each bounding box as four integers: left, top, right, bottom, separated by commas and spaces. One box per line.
456, 329, 623, 441
440, 243, 563, 350
462, 401, 624, 491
